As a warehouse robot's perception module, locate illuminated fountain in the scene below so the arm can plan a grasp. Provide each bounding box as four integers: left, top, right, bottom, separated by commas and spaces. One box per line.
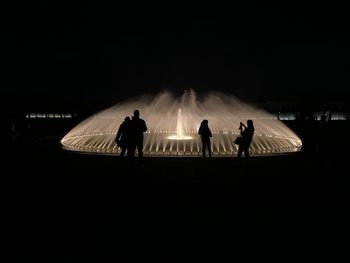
61, 89, 302, 156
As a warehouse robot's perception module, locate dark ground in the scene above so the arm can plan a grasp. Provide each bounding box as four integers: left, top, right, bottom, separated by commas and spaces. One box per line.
4, 119, 350, 261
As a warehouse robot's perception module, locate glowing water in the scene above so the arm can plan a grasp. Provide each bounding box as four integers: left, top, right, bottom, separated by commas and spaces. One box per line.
167, 108, 193, 140
61, 89, 302, 156
177, 108, 183, 138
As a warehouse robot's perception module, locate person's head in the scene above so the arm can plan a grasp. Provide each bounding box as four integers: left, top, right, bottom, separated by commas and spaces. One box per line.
124, 116, 130, 122
247, 119, 253, 127
133, 110, 140, 118
202, 119, 208, 126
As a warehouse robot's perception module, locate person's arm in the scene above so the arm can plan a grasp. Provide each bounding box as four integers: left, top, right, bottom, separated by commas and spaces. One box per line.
116, 124, 122, 140
198, 126, 202, 134
239, 122, 246, 134
142, 120, 147, 132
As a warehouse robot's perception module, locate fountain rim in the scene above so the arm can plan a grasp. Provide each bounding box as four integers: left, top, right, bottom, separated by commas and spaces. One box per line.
60, 144, 302, 157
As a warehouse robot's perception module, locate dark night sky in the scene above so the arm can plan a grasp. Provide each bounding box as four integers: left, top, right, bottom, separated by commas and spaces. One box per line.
3, 1, 350, 113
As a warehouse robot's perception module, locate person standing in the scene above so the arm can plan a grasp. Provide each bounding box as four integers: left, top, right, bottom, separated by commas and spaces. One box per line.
128, 110, 148, 163
237, 119, 255, 159
115, 116, 131, 157
198, 119, 212, 158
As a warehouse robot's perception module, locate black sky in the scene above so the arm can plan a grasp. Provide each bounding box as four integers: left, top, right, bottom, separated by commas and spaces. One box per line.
3, 1, 350, 112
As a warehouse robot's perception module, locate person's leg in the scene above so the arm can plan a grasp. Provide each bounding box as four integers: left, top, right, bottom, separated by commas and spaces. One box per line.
127, 144, 136, 159
137, 141, 143, 162
120, 147, 126, 157
202, 142, 206, 157
237, 145, 243, 158
244, 146, 250, 158
206, 141, 212, 157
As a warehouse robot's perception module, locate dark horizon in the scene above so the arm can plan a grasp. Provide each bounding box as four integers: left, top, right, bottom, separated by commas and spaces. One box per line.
4, 1, 350, 114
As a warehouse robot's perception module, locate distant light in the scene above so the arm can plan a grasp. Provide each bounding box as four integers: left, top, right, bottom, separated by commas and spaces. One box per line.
278, 112, 297, 120
331, 112, 347, 120
25, 113, 73, 119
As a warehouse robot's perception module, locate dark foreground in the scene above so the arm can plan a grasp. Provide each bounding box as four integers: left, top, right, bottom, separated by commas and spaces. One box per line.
5, 121, 350, 261
6, 140, 349, 208
6, 119, 350, 207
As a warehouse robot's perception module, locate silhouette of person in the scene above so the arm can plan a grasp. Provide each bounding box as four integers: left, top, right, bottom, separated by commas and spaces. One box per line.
198, 119, 212, 158
115, 116, 131, 157
128, 110, 148, 163
237, 119, 255, 159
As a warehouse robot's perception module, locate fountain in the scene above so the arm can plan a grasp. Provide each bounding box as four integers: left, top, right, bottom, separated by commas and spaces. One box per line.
61, 89, 302, 156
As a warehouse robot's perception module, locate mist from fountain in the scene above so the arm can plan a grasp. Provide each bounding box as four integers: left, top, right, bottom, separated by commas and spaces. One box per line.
61, 89, 302, 156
